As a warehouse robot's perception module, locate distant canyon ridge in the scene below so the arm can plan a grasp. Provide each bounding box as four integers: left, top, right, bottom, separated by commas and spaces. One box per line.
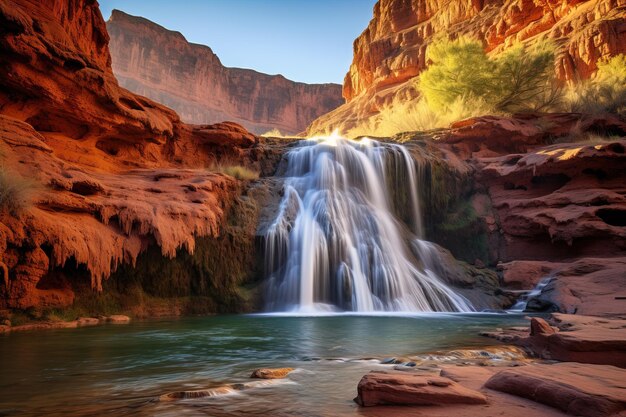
106, 10, 343, 135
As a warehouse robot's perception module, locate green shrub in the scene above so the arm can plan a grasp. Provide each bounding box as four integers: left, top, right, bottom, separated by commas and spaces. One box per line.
419, 36, 559, 116
492, 42, 560, 112
0, 167, 37, 215
419, 37, 495, 113
565, 54, 626, 116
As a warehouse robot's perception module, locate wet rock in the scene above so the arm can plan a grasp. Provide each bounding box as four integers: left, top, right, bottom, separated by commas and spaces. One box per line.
160, 384, 244, 401
485, 363, 626, 417
354, 371, 488, 407
250, 368, 294, 379
77, 317, 100, 327
525, 297, 559, 313
106, 315, 131, 324
529, 317, 556, 336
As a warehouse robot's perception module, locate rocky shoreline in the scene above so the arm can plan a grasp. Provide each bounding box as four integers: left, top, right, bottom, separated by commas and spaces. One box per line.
0, 314, 131, 334
349, 313, 626, 415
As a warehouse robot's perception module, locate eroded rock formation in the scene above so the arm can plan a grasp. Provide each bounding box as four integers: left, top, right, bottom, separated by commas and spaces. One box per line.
308, 0, 626, 134
397, 113, 626, 314
106, 10, 344, 135
0, 0, 275, 312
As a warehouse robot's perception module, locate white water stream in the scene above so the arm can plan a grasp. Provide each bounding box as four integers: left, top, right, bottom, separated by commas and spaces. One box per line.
263, 133, 473, 313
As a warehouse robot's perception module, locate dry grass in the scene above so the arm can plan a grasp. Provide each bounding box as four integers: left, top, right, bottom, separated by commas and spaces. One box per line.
260, 128, 285, 138
563, 56, 626, 117
218, 165, 259, 181
345, 96, 492, 138
0, 167, 38, 215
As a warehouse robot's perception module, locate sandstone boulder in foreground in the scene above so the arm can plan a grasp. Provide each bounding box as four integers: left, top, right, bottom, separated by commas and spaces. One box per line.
354, 371, 487, 407
522, 315, 626, 368
485, 363, 626, 417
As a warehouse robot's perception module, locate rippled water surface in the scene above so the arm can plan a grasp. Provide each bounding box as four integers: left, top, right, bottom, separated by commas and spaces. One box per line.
0, 314, 527, 416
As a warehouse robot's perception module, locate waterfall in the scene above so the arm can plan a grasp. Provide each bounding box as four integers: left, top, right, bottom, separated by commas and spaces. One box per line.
509, 276, 553, 312
263, 133, 472, 313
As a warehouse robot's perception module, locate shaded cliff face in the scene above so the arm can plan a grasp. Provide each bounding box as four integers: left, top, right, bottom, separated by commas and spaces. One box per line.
308, 0, 626, 134
106, 10, 344, 135
0, 0, 276, 312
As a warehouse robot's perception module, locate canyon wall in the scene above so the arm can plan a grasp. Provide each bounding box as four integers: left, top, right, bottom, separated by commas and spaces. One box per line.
0, 0, 277, 313
308, 0, 626, 135
106, 10, 343, 135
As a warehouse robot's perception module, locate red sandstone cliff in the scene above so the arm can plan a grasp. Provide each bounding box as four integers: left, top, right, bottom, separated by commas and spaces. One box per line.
0, 0, 263, 310
106, 10, 344, 135
308, 0, 626, 135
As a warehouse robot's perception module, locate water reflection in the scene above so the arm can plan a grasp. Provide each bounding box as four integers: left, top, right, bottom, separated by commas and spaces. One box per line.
0, 314, 527, 416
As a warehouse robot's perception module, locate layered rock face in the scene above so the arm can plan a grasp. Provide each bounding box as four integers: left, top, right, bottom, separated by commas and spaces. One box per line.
406, 113, 626, 314
106, 10, 343, 135
308, 0, 626, 134
0, 0, 271, 312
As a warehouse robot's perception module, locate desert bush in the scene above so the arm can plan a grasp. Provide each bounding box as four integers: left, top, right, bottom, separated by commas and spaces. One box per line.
219, 165, 259, 181
419, 37, 495, 113
419, 37, 559, 115
492, 42, 560, 112
261, 128, 285, 138
0, 167, 37, 215
565, 54, 626, 116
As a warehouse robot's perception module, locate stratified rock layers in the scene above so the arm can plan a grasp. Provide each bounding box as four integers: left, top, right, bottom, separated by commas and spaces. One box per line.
106, 10, 344, 135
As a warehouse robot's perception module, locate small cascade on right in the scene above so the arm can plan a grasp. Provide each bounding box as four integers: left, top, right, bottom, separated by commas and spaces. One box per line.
509, 276, 554, 312
262, 132, 474, 313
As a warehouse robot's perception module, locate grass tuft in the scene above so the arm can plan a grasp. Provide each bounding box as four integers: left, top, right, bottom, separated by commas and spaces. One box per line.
0, 167, 38, 215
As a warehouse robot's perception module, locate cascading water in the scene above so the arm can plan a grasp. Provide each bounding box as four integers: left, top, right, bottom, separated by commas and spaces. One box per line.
263, 132, 472, 313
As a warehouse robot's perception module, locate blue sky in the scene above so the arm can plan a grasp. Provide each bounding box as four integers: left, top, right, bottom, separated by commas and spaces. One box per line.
99, 0, 377, 85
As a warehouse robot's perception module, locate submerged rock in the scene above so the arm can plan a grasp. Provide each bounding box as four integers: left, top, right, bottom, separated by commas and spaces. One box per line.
106, 315, 131, 324
159, 384, 245, 401
76, 317, 100, 327
354, 371, 488, 407
250, 368, 294, 379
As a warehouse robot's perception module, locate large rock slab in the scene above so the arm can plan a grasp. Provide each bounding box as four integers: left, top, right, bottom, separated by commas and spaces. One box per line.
485, 363, 626, 417
354, 371, 488, 407
521, 315, 626, 368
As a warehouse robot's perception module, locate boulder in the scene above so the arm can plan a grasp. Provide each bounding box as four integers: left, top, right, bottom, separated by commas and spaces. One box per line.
529, 317, 556, 336
354, 371, 488, 407
250, 368, 294, 379
485, 363, 626, 417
